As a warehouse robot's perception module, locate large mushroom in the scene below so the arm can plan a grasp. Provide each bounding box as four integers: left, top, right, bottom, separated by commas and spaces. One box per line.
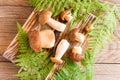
28, 29, 55, 52
51, 39, 70, 64
39, 10, 66, 32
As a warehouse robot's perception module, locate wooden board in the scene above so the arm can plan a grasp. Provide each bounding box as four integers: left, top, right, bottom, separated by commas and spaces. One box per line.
0, 0, 120, 80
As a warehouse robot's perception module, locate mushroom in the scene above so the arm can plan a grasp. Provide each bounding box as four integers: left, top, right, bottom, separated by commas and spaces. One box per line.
28, 29, 55, 52
70, 46, 82, 61
51, 39, 70, 64
39, 10, 66, 32
60, 9, 73, 22
69, 28, 85, 43
28, 29, 41, 52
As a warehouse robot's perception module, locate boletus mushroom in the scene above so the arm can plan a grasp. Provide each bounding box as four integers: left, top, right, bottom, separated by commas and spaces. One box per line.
39, 10, 66, 32
70, 46, 82, 61
28, 29, 55, 52
69, 28, 85, 44
51, 39, 70, 64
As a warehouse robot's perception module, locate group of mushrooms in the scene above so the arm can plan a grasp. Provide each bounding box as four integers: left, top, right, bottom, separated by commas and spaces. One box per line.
28, 10, 85, 64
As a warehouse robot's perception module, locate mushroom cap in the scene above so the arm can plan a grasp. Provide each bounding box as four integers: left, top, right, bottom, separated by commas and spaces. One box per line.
39, 10, 52, 25
69, 28, 79, 42
75, 33, 85, 43
69, 28, 85, 43
50, 57, 63, 64
70, 46, 82, 62
60, 9, 71, 21
28, 30, 42, 52
70, 52, 82, 61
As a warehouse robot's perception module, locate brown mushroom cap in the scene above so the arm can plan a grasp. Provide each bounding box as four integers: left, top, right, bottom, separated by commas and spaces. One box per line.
70, 46, 82, 61
70, 52, 82, 61
69, 28, 79, 42
28, 30, 42, 52
39, 10, 52, 25
60, 9, 71, 21
69, 28, 85, 43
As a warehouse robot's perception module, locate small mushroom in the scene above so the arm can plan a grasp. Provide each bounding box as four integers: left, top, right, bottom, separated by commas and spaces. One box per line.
51, 39, 70, 64
60, 9, 73, 22
69, 28, 85, 43
28, 29, 55, 52
70, 46, 82, 61
39, 10, 66, 32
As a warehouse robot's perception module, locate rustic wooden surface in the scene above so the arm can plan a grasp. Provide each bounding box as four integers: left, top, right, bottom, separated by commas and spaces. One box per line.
0, 0, 120, 80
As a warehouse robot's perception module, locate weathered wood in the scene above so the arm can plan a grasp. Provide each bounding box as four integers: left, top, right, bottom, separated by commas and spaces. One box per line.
0, 62, 19, 80
94, 75, 120, 80
0, 62, 120, 80
95, 50, 120, 63
2, 10, 38, 62
93, 64, 120, 80
0, 6, 33, 18
0, 0, 29, 6
0, 56, 8, 62
95, 64, 120, 75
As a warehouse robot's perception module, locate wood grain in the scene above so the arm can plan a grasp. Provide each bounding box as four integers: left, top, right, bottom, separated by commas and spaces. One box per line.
94, 64, 120, 80
0, 0, 29, 6
0, 62, 19, 80
0, 62, 120, 80
0, 56, 7, 62
0, 6, 33, 18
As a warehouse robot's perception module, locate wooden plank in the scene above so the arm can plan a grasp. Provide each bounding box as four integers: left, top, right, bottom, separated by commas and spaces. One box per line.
94, 75, 120, 80
0, 62, 120, 80
0, 18, 26, 33
0, 62, 19, 80
0, 6, 33, 18
0, 56, 8, 62
0, 0, 29, 6
0, 45, 9, 55
95, 50, 120, 63
94, 64, 120, 80
95, 64, 120, 75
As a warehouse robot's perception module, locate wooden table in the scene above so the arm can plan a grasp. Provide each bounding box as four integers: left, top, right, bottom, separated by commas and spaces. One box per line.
0, 0, 120, 80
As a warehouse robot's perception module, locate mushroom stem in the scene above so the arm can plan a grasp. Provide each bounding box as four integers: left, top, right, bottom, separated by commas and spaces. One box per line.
47, 18, 66, 32
51, 39, 70, 64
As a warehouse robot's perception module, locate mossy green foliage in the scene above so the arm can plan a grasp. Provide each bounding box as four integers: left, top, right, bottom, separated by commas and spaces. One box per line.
16, 0, 120, 80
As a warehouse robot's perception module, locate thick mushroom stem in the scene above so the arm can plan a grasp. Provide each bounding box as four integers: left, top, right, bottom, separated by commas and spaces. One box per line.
51, 39, 70, 64
39, 10, 66, 32
40, 30, 55, 48
47, 18, 66, 32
